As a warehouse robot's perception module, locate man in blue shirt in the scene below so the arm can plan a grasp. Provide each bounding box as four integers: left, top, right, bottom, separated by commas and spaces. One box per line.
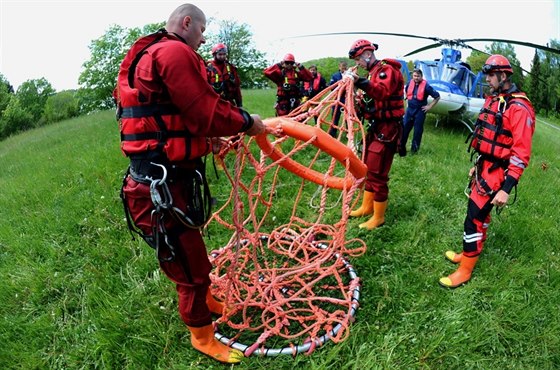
400, 69, 440, 156
327, 61, 348, 137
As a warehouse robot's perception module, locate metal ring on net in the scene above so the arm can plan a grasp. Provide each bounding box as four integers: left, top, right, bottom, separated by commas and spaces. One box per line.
211, 236, 361, 357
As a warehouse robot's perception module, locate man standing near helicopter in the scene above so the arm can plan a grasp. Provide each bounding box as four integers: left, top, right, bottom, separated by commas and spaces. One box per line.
344, 39, 405, 230
439, 54, 535, 288
399, 68, 440, 156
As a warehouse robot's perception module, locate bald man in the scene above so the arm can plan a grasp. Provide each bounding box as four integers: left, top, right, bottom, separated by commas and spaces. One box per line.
116, 4, 270, 364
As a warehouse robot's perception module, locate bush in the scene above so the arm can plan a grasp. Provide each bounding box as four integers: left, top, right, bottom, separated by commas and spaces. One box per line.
43, 91, 80, 124
0, 96, 34, 139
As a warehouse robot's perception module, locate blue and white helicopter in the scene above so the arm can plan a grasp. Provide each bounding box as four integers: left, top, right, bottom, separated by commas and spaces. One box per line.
302, 32, 560, 131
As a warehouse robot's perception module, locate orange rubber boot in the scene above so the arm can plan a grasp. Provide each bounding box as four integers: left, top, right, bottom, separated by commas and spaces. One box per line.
350, 191, 374, 218
188, 324, 244, 364
206, 290, 225, 316
359, 200, 387, 230
444, 251, 462, 264
439, 255, 479, 288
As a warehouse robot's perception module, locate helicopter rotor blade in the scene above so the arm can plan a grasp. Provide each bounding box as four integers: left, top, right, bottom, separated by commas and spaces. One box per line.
289, 32, 560, 55
403, 43, 442, 57
289, 31, 440, 42
460, 38, 560, 54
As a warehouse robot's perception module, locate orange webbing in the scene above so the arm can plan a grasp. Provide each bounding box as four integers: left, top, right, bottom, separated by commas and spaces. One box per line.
207, 75, 367, 353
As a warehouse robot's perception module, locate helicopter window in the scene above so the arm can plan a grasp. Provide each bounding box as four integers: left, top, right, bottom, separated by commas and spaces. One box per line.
416, 62, 439, 81
441, 64, 470, 94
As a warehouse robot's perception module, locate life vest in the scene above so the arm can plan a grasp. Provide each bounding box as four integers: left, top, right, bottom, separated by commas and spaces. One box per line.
406, 79, 426, 101
278, 69, 301, 98
469, 92, 533, 161
304, 74, 322, 92
115, 30, 211, 162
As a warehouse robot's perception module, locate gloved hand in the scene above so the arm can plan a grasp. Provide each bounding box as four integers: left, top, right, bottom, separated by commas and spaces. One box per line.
342, 70, 358, 82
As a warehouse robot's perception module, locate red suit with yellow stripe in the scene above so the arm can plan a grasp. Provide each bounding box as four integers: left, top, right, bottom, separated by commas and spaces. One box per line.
463, 86, 535, 257
115, 30, 254, 328
355, 59, 405, 202
206, 59, 243, 107
264, 63, 313, 116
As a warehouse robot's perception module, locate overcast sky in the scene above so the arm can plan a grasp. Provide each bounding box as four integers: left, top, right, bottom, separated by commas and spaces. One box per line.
1, 0, 559, 91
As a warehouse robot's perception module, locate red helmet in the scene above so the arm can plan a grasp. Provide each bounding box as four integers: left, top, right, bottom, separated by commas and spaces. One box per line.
212, 43, 228, 55
283, 53, 296, 63
348, 39, 378, 59
482, 54, 513, 74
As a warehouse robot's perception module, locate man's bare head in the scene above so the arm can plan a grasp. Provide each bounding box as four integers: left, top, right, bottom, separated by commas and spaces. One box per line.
166, 4, 206, 50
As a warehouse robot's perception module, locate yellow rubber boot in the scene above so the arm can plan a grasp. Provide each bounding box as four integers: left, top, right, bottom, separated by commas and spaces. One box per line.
359, 200, 387, 230
444, 251, 462, 264
188, 325, 244, 364
206, 290, 225, 316
439, 255, 479, 288
350, 191, 374, 218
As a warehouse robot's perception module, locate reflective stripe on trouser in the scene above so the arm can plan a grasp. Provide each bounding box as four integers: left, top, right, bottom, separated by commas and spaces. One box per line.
462, 158, 505, 256
122, 176, 212, 327
463, 190, 493, 257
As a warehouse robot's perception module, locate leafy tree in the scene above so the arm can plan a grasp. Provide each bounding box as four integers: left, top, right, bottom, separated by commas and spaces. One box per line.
465, 50, 488, 75
0, 73, 14, 120
78, 23, 164, 113
16, 78, 55, 125
201, 19, 269, 88
0, 96, 33, 139
540, 39, 560, 114
528, 50, 545, 112
43, 91, 80, 124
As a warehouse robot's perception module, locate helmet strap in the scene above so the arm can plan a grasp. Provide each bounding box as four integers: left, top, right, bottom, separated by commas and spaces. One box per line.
497, 72, 508, 92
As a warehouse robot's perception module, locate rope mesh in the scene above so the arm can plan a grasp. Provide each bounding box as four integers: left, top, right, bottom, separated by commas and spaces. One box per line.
207, 75, 368, 356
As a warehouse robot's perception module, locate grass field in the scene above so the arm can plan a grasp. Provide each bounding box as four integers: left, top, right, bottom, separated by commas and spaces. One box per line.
0, 89, 559, 369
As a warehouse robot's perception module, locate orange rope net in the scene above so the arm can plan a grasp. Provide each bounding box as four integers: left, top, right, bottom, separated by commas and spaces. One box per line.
207, 75, 368, 356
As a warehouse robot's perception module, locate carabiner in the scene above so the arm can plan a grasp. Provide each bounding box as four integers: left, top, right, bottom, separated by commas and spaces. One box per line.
150, 162, 168, 185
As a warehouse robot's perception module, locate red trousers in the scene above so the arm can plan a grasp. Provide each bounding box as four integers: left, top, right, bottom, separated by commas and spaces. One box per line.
364, 139, 397, 202
463, 160, 505, 257
123, 176, 212, 327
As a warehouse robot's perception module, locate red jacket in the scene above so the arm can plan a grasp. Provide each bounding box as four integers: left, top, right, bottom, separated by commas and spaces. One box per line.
264, 63, 313, 100
355, 59, 405, 143
115, 31, 252, 162
357, 59, 405, 122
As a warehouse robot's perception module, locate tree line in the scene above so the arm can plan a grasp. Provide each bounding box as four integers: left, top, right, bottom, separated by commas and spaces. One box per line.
1, 18, 559, 141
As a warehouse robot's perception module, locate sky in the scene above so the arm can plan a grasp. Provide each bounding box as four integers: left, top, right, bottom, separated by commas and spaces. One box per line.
1, 0, 559, 92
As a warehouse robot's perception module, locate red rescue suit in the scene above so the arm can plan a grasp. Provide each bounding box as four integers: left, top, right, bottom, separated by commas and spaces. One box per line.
355, 59, 405, 202
116, 30, 253, 328
264, 63, 313, 116
463, 88, 535, 257
206, 59, 243, 107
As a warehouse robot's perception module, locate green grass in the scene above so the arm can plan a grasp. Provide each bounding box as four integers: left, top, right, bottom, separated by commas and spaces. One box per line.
0, 89, 559, 369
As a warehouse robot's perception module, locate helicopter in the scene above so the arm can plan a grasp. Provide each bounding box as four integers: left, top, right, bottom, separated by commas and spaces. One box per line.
298, 32, 560, 131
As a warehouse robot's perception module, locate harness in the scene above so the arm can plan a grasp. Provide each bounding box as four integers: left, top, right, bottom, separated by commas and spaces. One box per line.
117, 30, 214, 262
207, 61, 236, 99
